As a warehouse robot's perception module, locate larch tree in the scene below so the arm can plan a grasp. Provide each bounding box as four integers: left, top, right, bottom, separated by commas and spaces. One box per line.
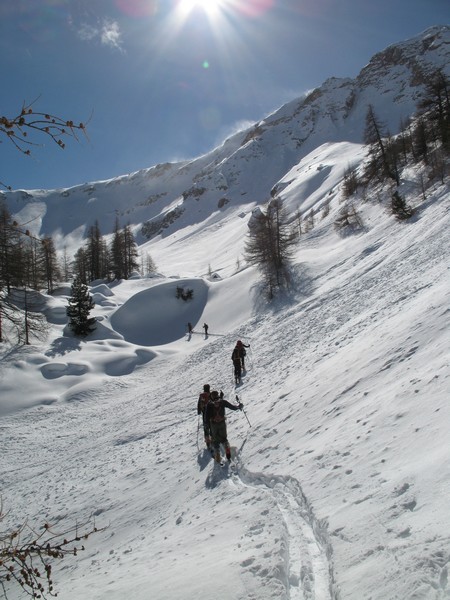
245, 198, 297, 298
364, 104, 399, 185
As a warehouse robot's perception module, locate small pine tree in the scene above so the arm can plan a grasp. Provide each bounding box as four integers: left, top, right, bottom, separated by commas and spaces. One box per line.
342, 165, 359, 198
67, 277, 96, 336
391, 191, 414, 220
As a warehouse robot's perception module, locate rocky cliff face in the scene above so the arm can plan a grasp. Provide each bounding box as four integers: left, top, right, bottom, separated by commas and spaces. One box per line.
2, 26, 449, 243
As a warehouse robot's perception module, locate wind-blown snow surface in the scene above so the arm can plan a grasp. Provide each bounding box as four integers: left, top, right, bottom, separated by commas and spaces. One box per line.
1, 171, 449, 597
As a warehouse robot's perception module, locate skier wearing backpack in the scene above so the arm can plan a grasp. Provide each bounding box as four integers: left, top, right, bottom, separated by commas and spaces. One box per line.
235, 340, 250, 370
205, 390, 243, 463
231, 346, 242, 384
197, 384, 212, 451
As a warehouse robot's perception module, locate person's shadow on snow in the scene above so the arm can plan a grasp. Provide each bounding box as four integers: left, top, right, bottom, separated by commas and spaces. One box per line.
204, 465, 229, 488
197, 448, 212, 472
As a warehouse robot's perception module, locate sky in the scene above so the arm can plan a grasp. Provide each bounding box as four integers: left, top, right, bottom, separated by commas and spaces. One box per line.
1, 133, 449, 599
0, 0, 448, 191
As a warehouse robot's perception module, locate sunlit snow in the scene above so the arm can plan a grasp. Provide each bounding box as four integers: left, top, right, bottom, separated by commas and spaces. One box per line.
1, 149, 448, 599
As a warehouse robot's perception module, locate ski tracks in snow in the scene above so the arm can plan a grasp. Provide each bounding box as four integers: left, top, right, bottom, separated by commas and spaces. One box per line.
230, 458, 337, 600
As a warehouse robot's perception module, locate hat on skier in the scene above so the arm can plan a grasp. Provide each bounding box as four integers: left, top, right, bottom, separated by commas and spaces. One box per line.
236, 340, 243, 346
211, 390, 220, 400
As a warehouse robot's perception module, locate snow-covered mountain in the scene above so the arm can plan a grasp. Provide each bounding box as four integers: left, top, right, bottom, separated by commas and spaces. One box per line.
1, 26, 449, 600
2, 26, 449, 260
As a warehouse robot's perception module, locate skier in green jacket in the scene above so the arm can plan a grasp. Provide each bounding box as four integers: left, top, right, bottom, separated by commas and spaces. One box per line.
205, 390, 242, 463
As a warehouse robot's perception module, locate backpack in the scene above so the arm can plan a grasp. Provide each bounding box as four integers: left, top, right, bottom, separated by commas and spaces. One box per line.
199, 392, 209, 412
211, 400, 225, 423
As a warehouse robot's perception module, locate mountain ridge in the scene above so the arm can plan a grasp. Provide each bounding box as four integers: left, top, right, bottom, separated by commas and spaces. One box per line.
1, 26, 449, 251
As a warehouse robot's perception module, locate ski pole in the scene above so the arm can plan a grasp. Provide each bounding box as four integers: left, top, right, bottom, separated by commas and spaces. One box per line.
236, 395, 251, 427
241, 407, 251, 427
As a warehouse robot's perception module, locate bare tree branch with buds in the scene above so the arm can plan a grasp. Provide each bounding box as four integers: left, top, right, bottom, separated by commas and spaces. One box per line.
0, 97, 89, 190
0, 501, 105, 600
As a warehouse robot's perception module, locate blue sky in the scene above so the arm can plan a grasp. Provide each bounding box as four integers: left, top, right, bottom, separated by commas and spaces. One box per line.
0, 0, 448, 191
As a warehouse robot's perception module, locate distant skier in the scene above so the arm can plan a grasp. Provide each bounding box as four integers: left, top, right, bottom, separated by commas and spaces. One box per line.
197, 384, 212, 451
231, 346, 242, 384
234, 340, 250, 370
205, 390, 243, 463
187, 322, 193, 334
203, 323, 209, 336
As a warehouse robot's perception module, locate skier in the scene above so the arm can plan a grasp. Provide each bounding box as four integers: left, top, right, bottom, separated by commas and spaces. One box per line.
231, 346, 242, 384
203, 323, 209, 336
235, 340, 250, 370
197, 384, 212, 451
205, 390, 243, 463
187, 322, 193, 334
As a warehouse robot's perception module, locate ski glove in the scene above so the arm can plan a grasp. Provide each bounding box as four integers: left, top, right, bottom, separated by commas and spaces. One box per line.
219, 391, 224, 399
239, 403, 244, 410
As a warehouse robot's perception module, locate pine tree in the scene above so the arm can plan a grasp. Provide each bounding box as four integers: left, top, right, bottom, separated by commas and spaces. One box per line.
61, 246, 72, 281
86, 221, 104, 282
142, 252, 157, 276
391, 191, 414, 221
110, 217, 125, 280
122, 223, 139, 278
0, 203, 14, 293
364, 104, 399, 184
72, 247, 88, 284
66, 277, 96, 337
245, 198, 296, 298
41, 236, 61, 294
418, 69, 450, 152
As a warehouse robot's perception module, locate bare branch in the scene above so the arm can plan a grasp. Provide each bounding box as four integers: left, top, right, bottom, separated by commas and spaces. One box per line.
0, 99, 91, 190
0, 505, 106, 600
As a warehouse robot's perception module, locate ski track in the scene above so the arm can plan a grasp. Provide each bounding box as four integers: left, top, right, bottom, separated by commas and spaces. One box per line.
230, 455, 336, 600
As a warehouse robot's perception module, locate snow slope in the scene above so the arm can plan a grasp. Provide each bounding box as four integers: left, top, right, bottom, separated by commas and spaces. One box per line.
1, 152, 449, 599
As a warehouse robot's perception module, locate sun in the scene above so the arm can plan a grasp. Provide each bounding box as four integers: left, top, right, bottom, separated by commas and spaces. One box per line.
177, 0, 227, 18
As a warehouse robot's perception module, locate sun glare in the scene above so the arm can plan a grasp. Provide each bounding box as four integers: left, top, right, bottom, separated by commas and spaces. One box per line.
178, 0, 227, 18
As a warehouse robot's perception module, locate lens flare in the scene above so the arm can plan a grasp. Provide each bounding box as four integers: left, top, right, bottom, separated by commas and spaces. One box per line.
233, 0, 274, 17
